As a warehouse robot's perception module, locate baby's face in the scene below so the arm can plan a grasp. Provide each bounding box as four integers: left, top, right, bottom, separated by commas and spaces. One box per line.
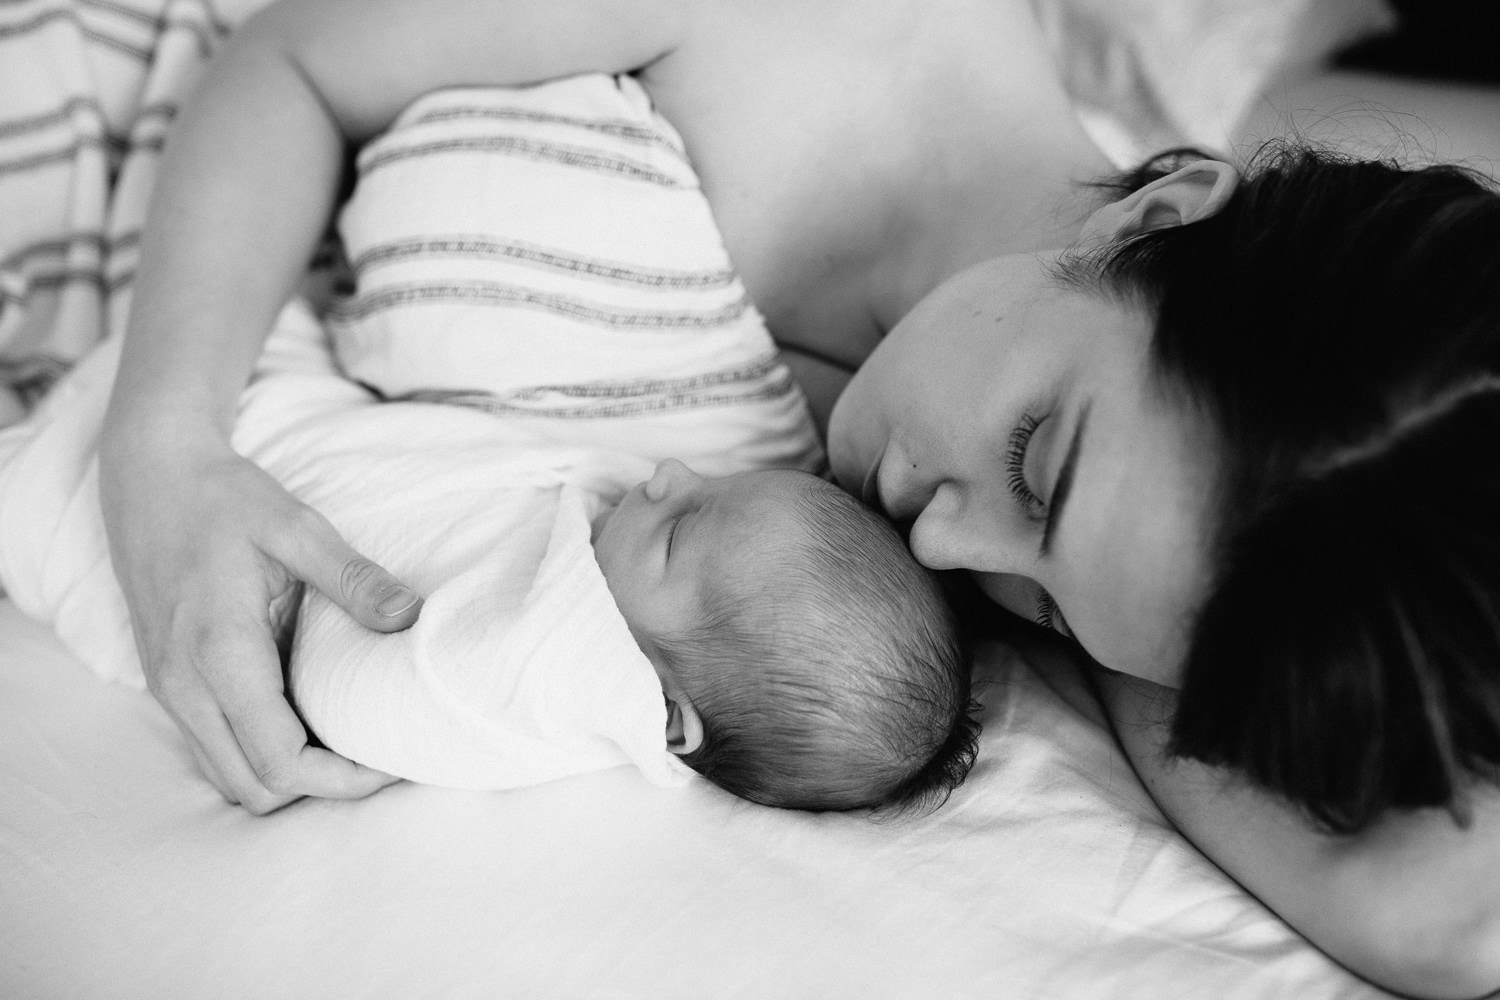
592, 460, 814, 656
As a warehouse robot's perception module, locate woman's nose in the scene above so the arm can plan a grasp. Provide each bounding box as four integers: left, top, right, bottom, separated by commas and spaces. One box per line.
906, 482, 1028, 575
643, 458, 700, 501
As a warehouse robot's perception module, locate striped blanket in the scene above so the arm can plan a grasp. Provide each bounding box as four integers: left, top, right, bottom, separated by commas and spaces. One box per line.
0, 0, 269, 414
329, 78, 823, 477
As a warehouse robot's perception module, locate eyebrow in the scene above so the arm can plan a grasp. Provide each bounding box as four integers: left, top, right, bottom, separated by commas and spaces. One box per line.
1040, 402, 1091, 558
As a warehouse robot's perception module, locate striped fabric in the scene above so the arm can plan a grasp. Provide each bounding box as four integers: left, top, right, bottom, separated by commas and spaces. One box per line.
0, 0, 272, 405
1, 10, 821, 475
331, 78, 824, 479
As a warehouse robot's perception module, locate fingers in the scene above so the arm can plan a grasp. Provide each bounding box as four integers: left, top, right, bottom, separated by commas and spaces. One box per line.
219, 662, 399, 807
156, 622, 399, 814
156, 669, 297, 813
186, 731, 240, 805
266, 504, 423, 634
184, 713, 295, 814
103, 448, 409, 814
184, 692, 399, 814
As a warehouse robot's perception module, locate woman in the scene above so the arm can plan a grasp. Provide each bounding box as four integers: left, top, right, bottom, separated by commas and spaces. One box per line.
100, 0, 1500, 994
829, 142, 1500, 997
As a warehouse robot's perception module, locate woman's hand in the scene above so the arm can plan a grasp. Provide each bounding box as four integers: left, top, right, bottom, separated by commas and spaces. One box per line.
99, 433, 419, 814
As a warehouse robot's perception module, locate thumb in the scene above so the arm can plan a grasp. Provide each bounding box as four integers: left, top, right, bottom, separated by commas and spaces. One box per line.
269, 506, 423, 633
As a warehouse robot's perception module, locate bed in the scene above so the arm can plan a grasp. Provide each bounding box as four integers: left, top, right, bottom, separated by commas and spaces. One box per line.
0, 1, 1402, 997
1, 601, 1392, 999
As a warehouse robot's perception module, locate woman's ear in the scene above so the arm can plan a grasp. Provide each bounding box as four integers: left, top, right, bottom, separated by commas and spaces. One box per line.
664, 694, 704, 756
1080, 160, 1239, 243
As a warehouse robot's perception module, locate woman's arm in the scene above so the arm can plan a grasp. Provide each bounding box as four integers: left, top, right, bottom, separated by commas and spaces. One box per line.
101, 0, 692, 813
1095, 668, 1500, 999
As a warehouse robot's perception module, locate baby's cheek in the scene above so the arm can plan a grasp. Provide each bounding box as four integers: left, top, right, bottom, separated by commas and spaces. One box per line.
589, 502, 619, 546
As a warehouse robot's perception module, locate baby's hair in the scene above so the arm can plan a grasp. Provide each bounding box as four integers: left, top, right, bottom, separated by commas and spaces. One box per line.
658, 478, 980, 814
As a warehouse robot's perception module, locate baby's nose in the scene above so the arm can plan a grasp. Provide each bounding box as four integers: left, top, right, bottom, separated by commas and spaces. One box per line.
644, 458, 699, 501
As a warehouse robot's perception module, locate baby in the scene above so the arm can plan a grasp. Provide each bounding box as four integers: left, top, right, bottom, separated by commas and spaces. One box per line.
0, 73, 978, 815
265, 334, 974, 812
274, 75, 981, 811
0, 298, 978, 814
591, 460, 973, 811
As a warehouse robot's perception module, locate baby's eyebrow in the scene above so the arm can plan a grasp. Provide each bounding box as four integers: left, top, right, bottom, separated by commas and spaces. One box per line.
1040, 402, 1090, 558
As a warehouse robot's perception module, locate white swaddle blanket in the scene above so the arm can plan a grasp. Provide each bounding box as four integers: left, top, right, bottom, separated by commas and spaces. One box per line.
239, 307, 695, 789
0, 305, 687, 788
0, 74, 823, 791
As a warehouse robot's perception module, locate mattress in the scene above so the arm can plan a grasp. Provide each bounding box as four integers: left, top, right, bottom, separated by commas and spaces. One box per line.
0, 600, 1390, 999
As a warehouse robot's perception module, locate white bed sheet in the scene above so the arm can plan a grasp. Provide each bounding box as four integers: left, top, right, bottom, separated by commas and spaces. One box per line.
0, 600, 1391, 1000
1, 1, 1407, 996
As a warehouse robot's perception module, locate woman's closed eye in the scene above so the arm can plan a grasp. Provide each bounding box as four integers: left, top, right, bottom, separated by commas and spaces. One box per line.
1005, 411, 1047, 516
665, 516, 683, 560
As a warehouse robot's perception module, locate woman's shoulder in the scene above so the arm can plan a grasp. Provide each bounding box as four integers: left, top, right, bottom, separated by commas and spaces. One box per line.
643, 0, 1103, 350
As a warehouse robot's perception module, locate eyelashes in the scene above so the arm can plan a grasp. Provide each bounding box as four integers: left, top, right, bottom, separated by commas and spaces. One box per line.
1035, 588, 1059, 630
666, 516, 681, 558
1008, 410, 1069, 638
1035, 588, 1073, 638
1005, 412, 1045, 516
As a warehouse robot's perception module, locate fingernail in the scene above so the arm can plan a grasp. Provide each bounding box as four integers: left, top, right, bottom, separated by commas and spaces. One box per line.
377, 589, 420, 618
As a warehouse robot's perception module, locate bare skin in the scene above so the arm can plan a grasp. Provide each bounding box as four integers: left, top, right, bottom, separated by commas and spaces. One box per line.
100, 0, 1500, 993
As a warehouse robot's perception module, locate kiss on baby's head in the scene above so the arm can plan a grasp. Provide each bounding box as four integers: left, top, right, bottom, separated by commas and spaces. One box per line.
593, 460, 980, 813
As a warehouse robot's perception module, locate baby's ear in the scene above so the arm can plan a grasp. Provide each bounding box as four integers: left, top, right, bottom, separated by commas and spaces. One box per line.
664, 695, 704, 756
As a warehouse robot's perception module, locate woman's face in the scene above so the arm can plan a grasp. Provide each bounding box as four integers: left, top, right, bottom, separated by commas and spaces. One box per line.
828, 253, 1220, 684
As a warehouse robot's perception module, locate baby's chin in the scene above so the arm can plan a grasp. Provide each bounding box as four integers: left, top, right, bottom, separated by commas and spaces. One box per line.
589, 499, 620, 545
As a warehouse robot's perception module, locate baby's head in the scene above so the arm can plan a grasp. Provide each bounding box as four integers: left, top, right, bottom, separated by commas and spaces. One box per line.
593, 459, 979, 812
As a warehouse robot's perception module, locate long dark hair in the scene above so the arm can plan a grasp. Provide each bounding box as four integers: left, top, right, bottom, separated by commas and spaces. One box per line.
1069, 142, 1500, 833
